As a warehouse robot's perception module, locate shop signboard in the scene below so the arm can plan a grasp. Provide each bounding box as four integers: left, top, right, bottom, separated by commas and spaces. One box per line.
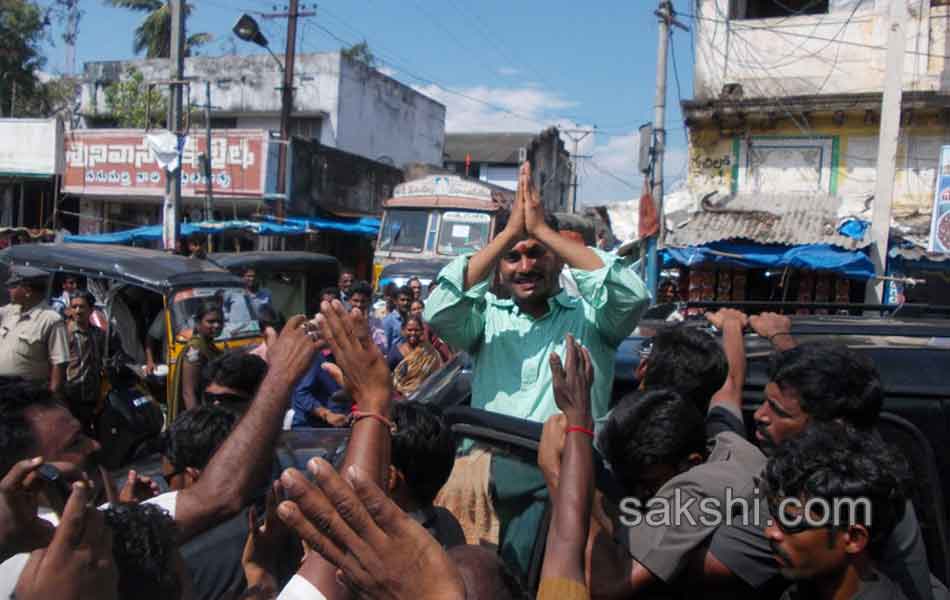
928, 145, 950, 253
63, 129, 276, 198
0, 118, 64, 177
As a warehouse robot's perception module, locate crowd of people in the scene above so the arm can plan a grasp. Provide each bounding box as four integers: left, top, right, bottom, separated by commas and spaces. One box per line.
0, 161, 944, 600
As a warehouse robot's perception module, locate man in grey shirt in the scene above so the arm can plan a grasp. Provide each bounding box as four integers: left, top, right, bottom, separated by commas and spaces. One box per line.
590, 389, 766, 597
700, 311, 942, 600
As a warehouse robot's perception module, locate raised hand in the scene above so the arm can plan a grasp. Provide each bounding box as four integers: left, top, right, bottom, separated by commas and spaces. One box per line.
706, 308, 748, 331
242, 481, 300, 593
0, 457, 54, 561
14, 482, 119, 600
505, 162, 528, 238
549, 334, 594, 426
117, 470, 160, 504
266, 315, 324, 387
277, 459, 466, 600
317, 301, 391, 414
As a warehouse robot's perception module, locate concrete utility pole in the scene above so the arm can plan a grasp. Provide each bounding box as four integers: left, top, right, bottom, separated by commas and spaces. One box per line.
563, 128, 593, 213
203, 81, 214, 224
162, 0, 186, 252
648, 1, 687, 298
866, 0, 907, 304
262, 0, 315, 220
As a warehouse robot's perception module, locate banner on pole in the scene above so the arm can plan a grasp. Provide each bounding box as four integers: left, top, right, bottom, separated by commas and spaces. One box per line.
928, 145, 950, 253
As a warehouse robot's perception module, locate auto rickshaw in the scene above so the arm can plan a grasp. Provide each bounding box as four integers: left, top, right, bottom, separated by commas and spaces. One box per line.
209, 251, 340, 319
0, 244, 264, 466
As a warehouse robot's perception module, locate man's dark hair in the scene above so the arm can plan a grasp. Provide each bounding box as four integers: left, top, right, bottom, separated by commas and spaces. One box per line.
767, 342, 882, 429
641, 324, 728, 413
320, 286, 341, 300
162, 405, 237, 472
0, 378, 60, 477
395, 285, 412, 299
764, 421, 909, 556
203, 350, 267, 397
408, 277, 421, 285
69, 290, 96, 307
599, 389, 706, 496
351, 280, 373, 298
495, 210, 559, 234
104, 502, 182, 600
391, 402, 455, 506
340, 267, 355, 276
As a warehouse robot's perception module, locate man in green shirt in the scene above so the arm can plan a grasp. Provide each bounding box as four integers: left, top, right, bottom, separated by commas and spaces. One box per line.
424, 162, 649, 578
424, 163, 649, 423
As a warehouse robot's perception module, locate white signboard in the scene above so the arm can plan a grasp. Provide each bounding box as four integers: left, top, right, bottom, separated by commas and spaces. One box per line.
0, 119, 64, 176
928, 145, 950, 253
443, 211, 491, 223
394, 175, 493, 200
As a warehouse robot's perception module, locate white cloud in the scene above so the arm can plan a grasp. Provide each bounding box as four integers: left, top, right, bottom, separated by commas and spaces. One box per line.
497, 66, 520, 76
410, 82, 688, 204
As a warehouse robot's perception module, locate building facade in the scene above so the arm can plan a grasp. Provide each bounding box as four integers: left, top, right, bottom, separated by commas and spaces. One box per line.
677, 0, 950, 306
79, 52, 446, 169
443, 128, 572, 211
0, 119, 64, 236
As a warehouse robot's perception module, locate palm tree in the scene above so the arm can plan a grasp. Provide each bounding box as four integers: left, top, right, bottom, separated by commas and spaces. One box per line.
106, 0, 213, 59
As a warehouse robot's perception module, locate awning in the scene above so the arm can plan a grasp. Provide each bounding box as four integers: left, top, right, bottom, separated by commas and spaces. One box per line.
63, 220, 307, 245
661, 241, 875, 280
664, 192, 870, 251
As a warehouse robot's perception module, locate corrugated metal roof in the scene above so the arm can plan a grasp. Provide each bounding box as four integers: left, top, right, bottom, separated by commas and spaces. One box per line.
663, 192, 869, 250
443, 133, 537, 164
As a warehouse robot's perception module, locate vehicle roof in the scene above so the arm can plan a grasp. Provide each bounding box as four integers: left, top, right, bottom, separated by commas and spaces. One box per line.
0, 243, 243, 292
383, 195, 505, 212
209, 251, 339, 272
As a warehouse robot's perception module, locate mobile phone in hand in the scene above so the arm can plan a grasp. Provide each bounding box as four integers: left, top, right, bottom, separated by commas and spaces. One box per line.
36, 464, 73, 516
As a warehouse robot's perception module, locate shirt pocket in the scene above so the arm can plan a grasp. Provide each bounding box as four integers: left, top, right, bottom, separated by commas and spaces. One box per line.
15, 331, 43, 361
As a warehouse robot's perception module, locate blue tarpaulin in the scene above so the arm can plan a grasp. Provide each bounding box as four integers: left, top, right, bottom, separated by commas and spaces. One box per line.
268, 215, 380, 237
64, 214, 381, 245
63, 220, 307, 245
661, 241, 875, 280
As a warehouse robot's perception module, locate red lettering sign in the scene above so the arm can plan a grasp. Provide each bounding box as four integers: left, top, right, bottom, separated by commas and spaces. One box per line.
63, 129, 274, 198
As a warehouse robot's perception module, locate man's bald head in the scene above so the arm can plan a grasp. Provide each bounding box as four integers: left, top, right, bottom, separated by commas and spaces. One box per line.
447, 545, 529, 600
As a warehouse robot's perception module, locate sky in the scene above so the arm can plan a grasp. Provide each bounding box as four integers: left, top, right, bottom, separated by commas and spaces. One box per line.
41, 0, 695, 206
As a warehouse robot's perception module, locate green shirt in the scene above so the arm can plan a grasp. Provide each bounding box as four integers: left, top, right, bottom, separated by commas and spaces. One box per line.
423, 248, 649, 422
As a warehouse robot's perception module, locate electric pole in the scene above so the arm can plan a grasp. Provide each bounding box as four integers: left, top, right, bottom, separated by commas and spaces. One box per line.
262, 2, 314, 220
866, 0, 907, 304
648, 1, 687, 297
202, 81, 215, 224
162, 0, 186, 252
563, 128, 594, 214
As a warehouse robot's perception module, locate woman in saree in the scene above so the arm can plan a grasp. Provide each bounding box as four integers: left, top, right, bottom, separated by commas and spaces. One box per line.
173, 301, 223, 411
388, 315, 443, 397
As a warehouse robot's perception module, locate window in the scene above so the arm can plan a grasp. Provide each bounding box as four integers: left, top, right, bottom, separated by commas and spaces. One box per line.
377, 209, 430, 253
436, 211, 492, 256
291, 117, 322, 141
209, 117, 237, 129
731, 0, 829, 20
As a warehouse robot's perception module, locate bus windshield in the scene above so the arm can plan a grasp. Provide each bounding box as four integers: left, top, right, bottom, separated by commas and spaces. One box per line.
378, 209, 429, 253
437, 211, 492, 256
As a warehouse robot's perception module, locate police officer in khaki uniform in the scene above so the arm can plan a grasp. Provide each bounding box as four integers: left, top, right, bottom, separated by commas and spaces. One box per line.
0, 266, 69, 394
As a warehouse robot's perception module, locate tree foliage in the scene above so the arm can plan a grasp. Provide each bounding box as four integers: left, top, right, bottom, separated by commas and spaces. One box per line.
104, 67, 168, 128
341, 41, 377, 68
105, 0, 212, 58
0, 0, 46, 118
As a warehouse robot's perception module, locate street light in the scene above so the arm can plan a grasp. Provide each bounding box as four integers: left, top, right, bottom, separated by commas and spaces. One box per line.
232, 14, 283, 71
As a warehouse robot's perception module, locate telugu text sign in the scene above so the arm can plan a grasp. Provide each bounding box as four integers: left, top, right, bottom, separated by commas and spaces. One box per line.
62, 129, 273, 198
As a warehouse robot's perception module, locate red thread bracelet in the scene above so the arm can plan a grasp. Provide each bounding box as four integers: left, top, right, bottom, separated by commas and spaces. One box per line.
351, 411, 396, 433
565, 425, 595, 438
